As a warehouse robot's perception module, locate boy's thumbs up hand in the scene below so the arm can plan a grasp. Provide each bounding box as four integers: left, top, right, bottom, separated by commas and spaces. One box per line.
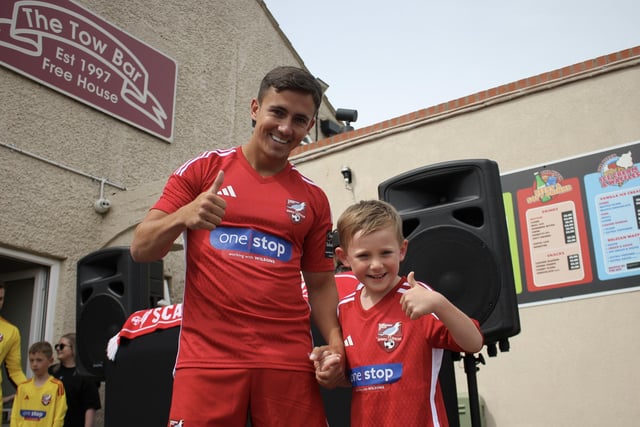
400, 271, 437, 320
407, 271, 417, 287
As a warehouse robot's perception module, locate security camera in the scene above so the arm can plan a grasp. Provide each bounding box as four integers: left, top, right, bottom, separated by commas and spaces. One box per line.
340, 166, 353, 185
94, 198, 111, 214
335, 108, 358, 123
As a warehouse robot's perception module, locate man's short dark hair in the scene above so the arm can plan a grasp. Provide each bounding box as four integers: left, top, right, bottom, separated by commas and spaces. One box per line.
258, 66, 323, 112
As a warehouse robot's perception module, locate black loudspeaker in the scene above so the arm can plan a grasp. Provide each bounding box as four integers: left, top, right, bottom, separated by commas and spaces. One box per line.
379, 159, 520, 346
76, 247, 163, 380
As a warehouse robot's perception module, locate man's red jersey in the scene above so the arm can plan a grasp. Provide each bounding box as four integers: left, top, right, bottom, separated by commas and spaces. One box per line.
153, 147, 334, 372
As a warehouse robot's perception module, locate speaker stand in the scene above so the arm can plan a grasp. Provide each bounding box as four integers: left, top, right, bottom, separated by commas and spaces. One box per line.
463, 352, 485, 427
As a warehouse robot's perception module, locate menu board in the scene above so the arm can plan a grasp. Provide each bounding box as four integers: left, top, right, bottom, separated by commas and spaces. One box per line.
501, 142, 640, 305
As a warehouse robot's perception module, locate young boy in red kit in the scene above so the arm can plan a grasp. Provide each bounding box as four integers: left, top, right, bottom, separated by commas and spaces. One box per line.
312, 200, 483, 427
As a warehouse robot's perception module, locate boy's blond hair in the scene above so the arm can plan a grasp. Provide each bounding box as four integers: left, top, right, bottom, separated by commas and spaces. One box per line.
29, 341, 54, 359
336, 200, 404, 251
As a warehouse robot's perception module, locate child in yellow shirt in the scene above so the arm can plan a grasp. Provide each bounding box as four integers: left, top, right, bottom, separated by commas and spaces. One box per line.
11, 342, 66, 427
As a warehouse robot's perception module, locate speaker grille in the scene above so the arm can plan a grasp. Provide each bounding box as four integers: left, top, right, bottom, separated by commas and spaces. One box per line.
77, 295, 127, 377
76, 247, 163, 380
401, 226, 500, 324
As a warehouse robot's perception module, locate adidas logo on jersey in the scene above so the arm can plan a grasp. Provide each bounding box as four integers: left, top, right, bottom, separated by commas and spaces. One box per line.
217, 185, 236, 197
344, 335, 354, 347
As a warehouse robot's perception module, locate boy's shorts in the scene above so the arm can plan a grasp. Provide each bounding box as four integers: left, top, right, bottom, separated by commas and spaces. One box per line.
168, 367, 328, 427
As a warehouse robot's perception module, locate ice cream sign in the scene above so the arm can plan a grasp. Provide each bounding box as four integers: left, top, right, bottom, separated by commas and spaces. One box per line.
0, 0, 177, 142
597, 151, 640, 187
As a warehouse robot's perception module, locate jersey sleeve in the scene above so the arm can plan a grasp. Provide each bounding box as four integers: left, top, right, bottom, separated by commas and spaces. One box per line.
5, 328, 27, 387
153, 151, 222, 214
425, 315, 481, 351
52, 379, 67, 427
299, 185, 334, 273
10, 383, 25, 426
79, 378, 102, 410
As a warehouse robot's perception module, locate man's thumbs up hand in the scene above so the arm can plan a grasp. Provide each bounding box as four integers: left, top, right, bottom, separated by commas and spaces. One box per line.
183, 170, 227, 231
209, 170, 225, 194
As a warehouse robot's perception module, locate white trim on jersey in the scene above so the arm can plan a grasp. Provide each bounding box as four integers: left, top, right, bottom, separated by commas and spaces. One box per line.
174, 148, 236, 176
430, 347, 445, 427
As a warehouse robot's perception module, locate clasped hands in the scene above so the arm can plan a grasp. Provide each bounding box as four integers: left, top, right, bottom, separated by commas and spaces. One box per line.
309, 346, 350, 389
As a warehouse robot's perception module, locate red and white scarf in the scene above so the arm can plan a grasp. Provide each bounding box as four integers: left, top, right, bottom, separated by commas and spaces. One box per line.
107, 303, 183, 360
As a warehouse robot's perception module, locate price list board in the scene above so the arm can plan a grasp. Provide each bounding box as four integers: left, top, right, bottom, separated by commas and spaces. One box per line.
502, 142, 640, 305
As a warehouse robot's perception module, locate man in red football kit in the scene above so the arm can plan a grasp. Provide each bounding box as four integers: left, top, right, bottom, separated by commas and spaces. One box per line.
131, 66, 344, 427
313, 200, 483, 426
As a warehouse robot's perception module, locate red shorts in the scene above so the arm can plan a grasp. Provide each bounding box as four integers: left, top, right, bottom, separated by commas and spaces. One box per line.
168, 367, 328, 427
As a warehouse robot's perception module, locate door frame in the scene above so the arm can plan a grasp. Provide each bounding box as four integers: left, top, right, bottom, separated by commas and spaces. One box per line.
0, 247, 61, 345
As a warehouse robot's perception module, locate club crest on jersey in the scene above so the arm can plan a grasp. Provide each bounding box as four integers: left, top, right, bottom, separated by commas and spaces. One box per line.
286, 199, 307, 224
377, 321, 402, 352
169, 420, 185, 427
41, 393, 52, 406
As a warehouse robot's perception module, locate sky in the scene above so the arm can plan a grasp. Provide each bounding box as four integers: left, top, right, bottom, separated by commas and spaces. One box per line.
264, 0, 640, 129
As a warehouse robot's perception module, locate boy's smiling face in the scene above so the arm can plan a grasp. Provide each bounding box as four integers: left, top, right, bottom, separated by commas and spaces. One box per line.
338, 225, 408, 298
